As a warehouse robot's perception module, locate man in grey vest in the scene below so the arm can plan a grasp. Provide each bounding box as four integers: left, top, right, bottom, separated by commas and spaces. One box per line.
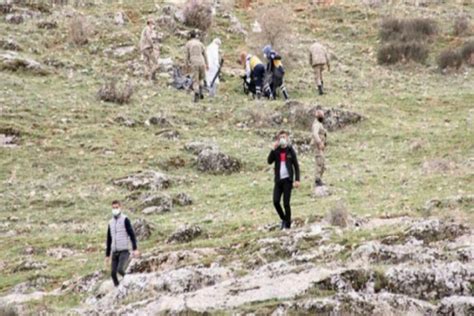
105, 200, 139, 287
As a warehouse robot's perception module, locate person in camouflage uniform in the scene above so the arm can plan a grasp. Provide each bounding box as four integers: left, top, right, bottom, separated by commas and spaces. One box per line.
140, 18, 159, 81
309, 41, 330, 95
312, 110, 327, 187
185, 30, 209, 102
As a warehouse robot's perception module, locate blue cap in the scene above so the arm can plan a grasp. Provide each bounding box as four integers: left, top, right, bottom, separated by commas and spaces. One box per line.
263, 45, 272, 57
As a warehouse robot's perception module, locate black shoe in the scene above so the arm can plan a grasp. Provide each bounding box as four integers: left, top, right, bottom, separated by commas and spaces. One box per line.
318, 85, 324, 95
280, 221, 285, 230
284, 220, 291, 229
193, 93, 199, 103
199, 87, 204, 99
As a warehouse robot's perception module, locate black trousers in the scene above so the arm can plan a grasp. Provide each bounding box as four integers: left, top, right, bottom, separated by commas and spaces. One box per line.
273, 178, 293, 226
111, 250, 130, 287
252, 64, 265, 93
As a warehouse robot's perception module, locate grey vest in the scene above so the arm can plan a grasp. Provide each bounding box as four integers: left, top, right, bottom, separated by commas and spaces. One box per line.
109, 214, 130, 253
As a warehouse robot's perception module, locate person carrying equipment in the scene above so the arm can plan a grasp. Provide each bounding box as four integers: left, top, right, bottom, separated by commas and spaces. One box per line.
263, 45, 289, 101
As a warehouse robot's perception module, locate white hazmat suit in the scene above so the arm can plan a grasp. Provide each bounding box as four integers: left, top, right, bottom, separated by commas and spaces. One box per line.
206, 38, 221, 97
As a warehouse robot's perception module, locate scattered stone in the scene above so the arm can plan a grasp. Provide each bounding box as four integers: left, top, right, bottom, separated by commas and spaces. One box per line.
114, 114, 137, 127
0, 3, 12, 14
173, 193, 193, 206
13, 260, 47, 273
104, 45, 136, 58
405, 219, 468, 244
156, 129, 180, 140
166, 225, 202, 243
196, 148, 241, 174
313, 185, 331, 198
37, 20, 57, 29
133, 218, 154, 241
326, 203, 349, 227
5, 13, 24, 24
113, 170, 171, 191
227, 14, 247, 36
424, 195, 474, 212
0, 51, 49, 75
0, 38, 22, 51
140, 193, 172, 214
114, 11, 128, 25
158, 57, 173, 72
184, 141, 218, 155
145, 115, 172, 127
61, 270, 104, 293
351, 241, 441, 264
11, 277, 50, 294
46, 247, 74, 260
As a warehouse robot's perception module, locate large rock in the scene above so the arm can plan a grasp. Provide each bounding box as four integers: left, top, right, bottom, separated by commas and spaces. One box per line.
0, 51, 49, 75
405, 219, 468, 244
140, 193, 173, 214
436, 296, 474, 316
113, 170, 171, 191
282, 101, 363, 131
166, 225, 202, 243
132, 218, 154, 240
196, 148, 241, 174
385, 262, 473, 300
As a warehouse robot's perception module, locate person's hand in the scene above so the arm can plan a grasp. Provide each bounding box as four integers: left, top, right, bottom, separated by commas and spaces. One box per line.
273, 140, 279, 149
104, 257, 111, 269
132, 250, 140, 258
293, 181, 301, 188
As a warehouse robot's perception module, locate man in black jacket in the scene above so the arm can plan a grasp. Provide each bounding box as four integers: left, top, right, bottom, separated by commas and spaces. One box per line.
267, 131, 300, 229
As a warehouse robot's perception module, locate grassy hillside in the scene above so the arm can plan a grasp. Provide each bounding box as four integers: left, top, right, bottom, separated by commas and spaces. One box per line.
0, 0, 473, 313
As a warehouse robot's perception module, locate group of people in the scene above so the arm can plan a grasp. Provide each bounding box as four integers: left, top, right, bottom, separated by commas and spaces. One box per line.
139, 19, 331, 102
106, 18, 331, 288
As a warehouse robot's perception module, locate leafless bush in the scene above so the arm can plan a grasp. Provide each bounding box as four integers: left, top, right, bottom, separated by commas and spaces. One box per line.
380, 17, 437, 42
252, 6, 293, 53
437, 49, 462, 71
183, 0, 213, 32
327, 203, 349, 228
453, 15, 471, 36
377, 41, 429, 65
97, 79, 133, 104
461, 41, 474, 66
69, 14, 89, 46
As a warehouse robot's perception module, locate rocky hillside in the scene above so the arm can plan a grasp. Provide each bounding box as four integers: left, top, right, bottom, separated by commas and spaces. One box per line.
0, 0, 473, 315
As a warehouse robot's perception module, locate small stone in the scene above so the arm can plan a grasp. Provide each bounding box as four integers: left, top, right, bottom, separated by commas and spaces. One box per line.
166, 225, 202, 243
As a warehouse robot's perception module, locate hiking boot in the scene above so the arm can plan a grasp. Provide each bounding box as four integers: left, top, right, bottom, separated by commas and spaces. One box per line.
199, 86, 204, 99
282, 89, 289, 101
318, 85, 324, 95
284, 220, 291, 229
280, 221, 286, 230
193, 93, 200, 103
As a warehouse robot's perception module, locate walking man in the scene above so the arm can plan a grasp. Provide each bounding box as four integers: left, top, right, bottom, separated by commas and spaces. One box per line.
185, 30, 209, 102
312, 110, 327, 188
105, 200, 139, 287
309, 41, 330, 95
267, 131, 300, 229
140, 18, 159, 81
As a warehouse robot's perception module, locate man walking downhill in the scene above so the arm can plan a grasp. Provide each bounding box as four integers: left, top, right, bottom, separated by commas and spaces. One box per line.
312, 110, 327, 188
185, 30, 209, 103
267, 131, 300, 229
105, 200, 139, 287
140, 18, 159, 81
309, 41, 330, 95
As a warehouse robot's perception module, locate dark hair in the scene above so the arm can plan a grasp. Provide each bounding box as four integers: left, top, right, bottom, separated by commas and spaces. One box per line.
276, 130, 288, 139
111, 200, 121, 206
189, 30, 197, 39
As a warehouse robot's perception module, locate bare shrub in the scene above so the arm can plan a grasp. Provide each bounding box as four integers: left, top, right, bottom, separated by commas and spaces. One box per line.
327, 203, 349, 228
69, 14, 89, 46
253, 6, 293, 52
183, 0, 213, 32
380, 17, 437, 42
461, 41, 474, 66
437, 49, 462, 71
453, 15, 471, 36
97, 79, 133, 104
377, 41, 429, 65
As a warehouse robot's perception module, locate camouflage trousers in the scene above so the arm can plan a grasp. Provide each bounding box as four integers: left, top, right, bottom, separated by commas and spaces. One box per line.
190, 65, 206, 92
142, 47, 159, 80
313, 64, 325, 86
314, 149, 325, 182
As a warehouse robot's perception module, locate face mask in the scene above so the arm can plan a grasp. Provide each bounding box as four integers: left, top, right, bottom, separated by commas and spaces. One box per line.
112, 208, 121, 217
279, 137, 287, 147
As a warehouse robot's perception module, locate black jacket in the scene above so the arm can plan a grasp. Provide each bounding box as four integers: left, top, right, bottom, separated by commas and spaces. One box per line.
267, 145, 300, 183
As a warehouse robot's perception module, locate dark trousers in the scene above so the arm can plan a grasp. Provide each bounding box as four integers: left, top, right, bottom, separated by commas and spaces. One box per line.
273, 178, 293, 227
252, 64, 265, 94
111, 250, 130, 287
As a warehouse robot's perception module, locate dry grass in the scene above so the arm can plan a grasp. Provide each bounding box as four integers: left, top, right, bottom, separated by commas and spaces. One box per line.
68, 14, 89, 46
183, 0, 213, 32
453, 15, 471, 36
97, 79, 133, 104
327, 203, 349, 228
377, 41, 429, 65
461, 41, 474, 66
437, 49, 462, 71
379, 18, 437, 42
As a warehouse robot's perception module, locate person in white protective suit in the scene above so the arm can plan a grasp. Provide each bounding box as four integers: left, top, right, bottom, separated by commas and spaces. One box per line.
205, 38, 222, 97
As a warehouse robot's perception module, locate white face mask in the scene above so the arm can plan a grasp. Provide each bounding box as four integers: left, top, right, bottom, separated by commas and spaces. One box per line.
112, 208, 121, 217
279, 137, 288, 147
